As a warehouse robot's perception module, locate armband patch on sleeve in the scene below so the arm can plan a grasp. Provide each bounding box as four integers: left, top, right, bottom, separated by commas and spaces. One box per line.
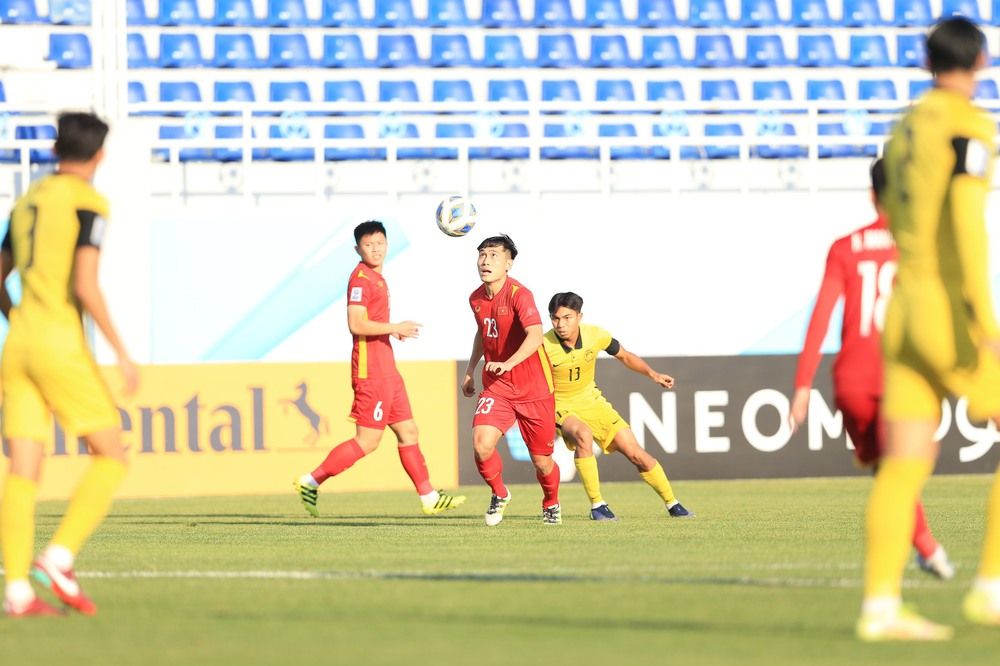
76, 210, 106, 248
349, 286, 364, 303
605, 338, 621, 356
952, 137, 990, 179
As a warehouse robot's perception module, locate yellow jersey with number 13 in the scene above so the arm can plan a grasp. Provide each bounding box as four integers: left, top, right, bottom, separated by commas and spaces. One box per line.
543, 323, 618, 404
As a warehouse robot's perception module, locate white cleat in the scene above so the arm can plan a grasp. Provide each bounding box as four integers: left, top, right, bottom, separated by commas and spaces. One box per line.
484, 492, 511, 526
917, 545, 955, 581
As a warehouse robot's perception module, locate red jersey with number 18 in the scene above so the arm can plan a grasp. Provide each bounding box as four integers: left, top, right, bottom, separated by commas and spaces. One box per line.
793, 216, 897, 396
469, 277, 554, 401
347, 262, 398, 381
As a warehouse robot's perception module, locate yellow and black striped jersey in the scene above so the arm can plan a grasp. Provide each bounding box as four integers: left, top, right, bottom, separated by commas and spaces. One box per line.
543, 323, 620, 403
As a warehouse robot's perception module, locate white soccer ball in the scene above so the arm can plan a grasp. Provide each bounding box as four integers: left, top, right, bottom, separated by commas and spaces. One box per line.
436, 195, 477, 237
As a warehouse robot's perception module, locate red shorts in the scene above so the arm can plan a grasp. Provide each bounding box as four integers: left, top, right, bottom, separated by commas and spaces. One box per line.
349, 374, 413, 430
835, 391, 883, 467
473, 392, 556, 456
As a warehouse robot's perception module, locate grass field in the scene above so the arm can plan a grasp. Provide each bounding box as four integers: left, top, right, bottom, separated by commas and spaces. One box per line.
1, 474, 998, 665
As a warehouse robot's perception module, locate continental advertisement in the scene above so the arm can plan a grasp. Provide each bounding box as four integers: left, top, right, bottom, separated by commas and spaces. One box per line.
5, 361, 459, 501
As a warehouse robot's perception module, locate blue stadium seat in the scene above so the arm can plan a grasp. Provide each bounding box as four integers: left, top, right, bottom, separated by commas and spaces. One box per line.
48, 33, 92, 68
377, 34, 423, 67
126, 0, 153, 24
585, 0, 630, 25
434, 122, 474, 159
741, 0, 784, 26
215, 0, 264, 25
701, 79, 739, 102
160, 81, 203, 107
271, 81, 312, 104
159, 33, 204, 68
755, 122, 807, 159
753, 80, 792, 101
694, 34, 739, 67
534, 0, 580, 25
268, 0, 312, 25
322, 35, 370, 67
268, 123, 315, 161
379, 80, 420, 102
690, 0, 733, 24
542, 123, 598, 159
647, 80, 685, 101
652, 120, 699, 159
637, 0, 678, 25
908, 79, 932, 98
482, 0, 527, 26
746, 34, 789, 66
375, 0, 422, 25
433, 79, 474, 102
268, 33, 314, 67
941, 0, 981, 19
214, 33, 262, 68
842, 0, 886, 25
703, 123, 743, 158
542, 79, 581, 103
977, 79, 1000, 99
858, 79, 897, 100
325, 79, 366, 103
862, 121, 894, 156
324, 124, 385, 160
157, 125, 213, 162
807, 79, 846, 102
215, 81, 256, 105
850, 34, 892, 67
791, 0, 833, 25
600, 124, 650, 159
51, 0, 90, 24
797, 34, 843, 66
818, 123, 861, 158
322, 0, 367, 25
430, 33, 476, 66
215, 125, 268, 161
483, 34, 529, 66
159, 0, 203, 24
897, 34, 926, 67
488, 79, 529, 102
428, 0, 473, 25
641, 34, 687, 67
23, 125, 57, 163
538, 33, 583, 67
596, 79, 636, 102
127, 81, 147, 105
475, 122, 530, 159
385, 123, 436, 160
893, 0, 932, 25
127, 33, 154, 68
589, 34, 634, 67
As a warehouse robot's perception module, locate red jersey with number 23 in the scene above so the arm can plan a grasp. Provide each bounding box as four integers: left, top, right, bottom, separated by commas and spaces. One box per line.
347, 262, 398, 381
794, 216, 897, 396
469, 277, 554, 401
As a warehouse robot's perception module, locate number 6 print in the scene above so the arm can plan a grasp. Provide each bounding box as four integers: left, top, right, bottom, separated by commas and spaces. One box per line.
373, 401, 384, 422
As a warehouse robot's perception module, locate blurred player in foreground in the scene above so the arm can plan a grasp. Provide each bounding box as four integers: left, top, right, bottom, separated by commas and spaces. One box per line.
462, 234, 560, 525
0, 112, 139, 617
857, 17, 1000, 641
789, 159, 953, 580
544, 292, 693, 521
294, 221, 465, 517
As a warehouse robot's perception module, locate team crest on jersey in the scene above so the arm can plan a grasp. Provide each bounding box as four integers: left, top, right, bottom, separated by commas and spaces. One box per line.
585, 349, 596, 363
378, 280, 384, 287
350, 286, 363, 302
498, 306, 509, 315
474, 305, 481, 313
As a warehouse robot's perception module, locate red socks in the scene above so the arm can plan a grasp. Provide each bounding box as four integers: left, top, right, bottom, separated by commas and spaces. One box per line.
536, 463, 560, 509
398, 444, 434, 495
312, 439, 365, 484
476, 451, 508, 497
912, 500, 938, 559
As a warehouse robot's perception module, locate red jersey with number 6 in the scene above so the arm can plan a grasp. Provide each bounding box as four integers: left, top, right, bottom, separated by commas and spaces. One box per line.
347, 262, 398, 381
794, 216, 897, 396
469, 277, 554, 401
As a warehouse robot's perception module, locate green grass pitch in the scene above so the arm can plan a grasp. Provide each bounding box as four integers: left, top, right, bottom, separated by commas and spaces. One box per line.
2, 475, 998, 665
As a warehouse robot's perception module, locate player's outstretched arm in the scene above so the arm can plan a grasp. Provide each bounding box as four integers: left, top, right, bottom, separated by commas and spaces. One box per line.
486, 324, 543, 376
74, 246, 139, 395
462, 331, 484, 397
0, 248, 12, 320
347, 304, 421, 340
613, 345, 674, 389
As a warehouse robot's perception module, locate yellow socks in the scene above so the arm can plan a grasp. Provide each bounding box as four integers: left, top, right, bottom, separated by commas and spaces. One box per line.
50, 457, 126, 557
1, 475, 38, 583
574, 456, 603, 506
864, 457, 934, 600
640, 462, 676, 505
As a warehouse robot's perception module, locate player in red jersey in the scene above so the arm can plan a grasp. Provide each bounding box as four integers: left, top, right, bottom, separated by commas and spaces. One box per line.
294, 221, 465, 517
461, 234, 560, 525
789, 159, 952, 579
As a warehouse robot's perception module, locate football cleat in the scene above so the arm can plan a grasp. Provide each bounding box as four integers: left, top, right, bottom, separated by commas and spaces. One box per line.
856, 606, 953, 642
917, 545, 955, 581
294, 479, 319, 518
422, 490, 467, 515
964, 589, 1000, 627
31, 555, 96, 616
590, 504, 619, 521
3, 596, 64, 618
484, 492, 511, 526
542, 504, 562, 525
667, 502, 695, 518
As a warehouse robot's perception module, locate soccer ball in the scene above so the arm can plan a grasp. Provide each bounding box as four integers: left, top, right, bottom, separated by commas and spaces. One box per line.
436, 195, 477, 237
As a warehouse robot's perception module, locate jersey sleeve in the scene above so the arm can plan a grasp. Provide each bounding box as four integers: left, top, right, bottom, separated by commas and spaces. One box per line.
512, 286, 542, 328
592, 326, 618, 355
793, 240, 847, 388
76, 210, 106, 249
347, 273, 371, 309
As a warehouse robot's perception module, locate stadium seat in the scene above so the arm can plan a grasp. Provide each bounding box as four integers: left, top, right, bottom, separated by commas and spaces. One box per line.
589, 34, 635, 67
807, 79, 846, 102
755, 122, 807, 159
159, 0, 203, 25
893, 0, 933, 25
215, 81, 257, 107
322, 0, 367, 25
433, 122, 475, 159
126, 0, 154, 24
842, 0, 886, 25
941, 0, 980, 19
909, 79, 932, 98
384, 123, 436, 160
690, 0, 733, 25
534, 0, 580, 25
156, 125, 213, 162
379, 80, 420, 102
746, 34, 789, 66
475, 122, 530, 159
600, 123, 649, 159
214, 33, 262, 68
703, 123, 743, 158
377, 34, 423, 67
322, 35, 370, 67
647, 80, 685, 101
818, 122, 861, 158
376, 0, 423, 25
652, 119, 699, 159
858, 79, 897, 100
325, 79, 366, 103
428, 0, 473, 25
898, 34, 927, 67
542, 79, 582, 103
160, 81, 203, 108
433, 79, 474, 102
430, 33, 476, 67
694, 34, 739, 67
127, 33, 154, 68
850, 35, 892, 67
753, 80, 793, 101
159, 33, 205, 68
640, 34, 688, 67
50, 0, 90, 24
271, 81, 312, 105
741, 0, 784, 26
268, 33, 314, 67
483, 34, 529, 67
268, 0, 312, 25
790, 0, 833, 25
862, 120, 894, 156
481, 0, 527, 26
127, 81, 147, 105
596, 79, 636, 102
215, 0, 264, 25
977, 79, 1000, 99
702, 79, 739, 102
538, 34, 583, 67
797, 34, 843, 66
215, 125, 268, 161
48, 33, 92, 68
585, 0, 630, 25
324, 124, 385, 160
488, 79, 529, 102
268, 123, 315, 161
637, 0, 678, 25
542, 123, 597, 159
23, 125, 57, 163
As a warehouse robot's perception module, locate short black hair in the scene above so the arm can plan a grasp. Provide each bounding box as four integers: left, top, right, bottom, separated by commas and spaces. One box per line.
927, 17, 986, 74
477, 234, 518, 260
354, 220, 386, 244
870, 157, 886, 202
54, 112, 109, 162
548, 292, 584, 315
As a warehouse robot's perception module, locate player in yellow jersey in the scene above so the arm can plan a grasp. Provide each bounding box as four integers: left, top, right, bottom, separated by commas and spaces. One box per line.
856, 18, 1000, 641
543, 292, 693, 520
0, 112, 138, 617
